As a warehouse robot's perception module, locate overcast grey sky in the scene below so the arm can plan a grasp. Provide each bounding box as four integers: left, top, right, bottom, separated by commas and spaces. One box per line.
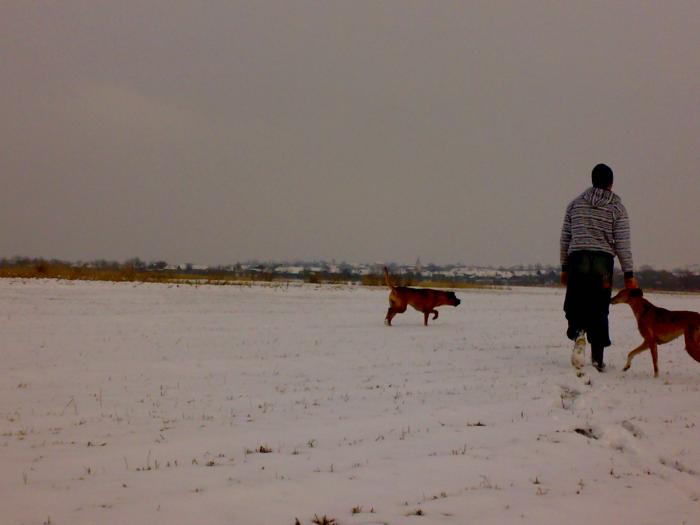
2, 1, 698, 268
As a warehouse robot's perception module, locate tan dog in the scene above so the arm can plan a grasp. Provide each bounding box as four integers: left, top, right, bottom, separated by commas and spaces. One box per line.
611, 288, 700, 376
384, 267, 460, 326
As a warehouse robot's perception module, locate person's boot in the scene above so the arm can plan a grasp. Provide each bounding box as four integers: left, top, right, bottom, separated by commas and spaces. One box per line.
591, 344, 606, 372
571, 330, 586, 370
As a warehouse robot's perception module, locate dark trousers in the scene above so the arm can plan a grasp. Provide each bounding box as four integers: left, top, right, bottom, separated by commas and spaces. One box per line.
564, 251, 614, 354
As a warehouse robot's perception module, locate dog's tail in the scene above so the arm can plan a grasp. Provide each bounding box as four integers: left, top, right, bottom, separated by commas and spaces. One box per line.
384, 266, 396, 289
683, 324, 700, 363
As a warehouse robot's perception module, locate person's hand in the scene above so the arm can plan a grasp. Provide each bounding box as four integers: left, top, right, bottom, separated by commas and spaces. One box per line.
560, 271, 568, 285
624, 276, 639, 289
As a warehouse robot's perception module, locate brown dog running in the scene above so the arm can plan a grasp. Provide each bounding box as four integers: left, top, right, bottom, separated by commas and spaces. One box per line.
611, 288, 700, 377
384, 267, 460, 326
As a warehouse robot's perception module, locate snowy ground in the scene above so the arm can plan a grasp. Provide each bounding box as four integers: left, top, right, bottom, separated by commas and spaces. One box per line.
2, 279, 700, 525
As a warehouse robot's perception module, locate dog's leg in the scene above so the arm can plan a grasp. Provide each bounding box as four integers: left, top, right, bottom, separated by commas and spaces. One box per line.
431, 309, 439, 321
423, 311, 430, 326
650, 341, 659, 377
624, 341, 649, 371
386, 301, 407, 326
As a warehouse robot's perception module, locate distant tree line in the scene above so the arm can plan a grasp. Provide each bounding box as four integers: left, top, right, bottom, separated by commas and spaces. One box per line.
0, 256, 169, 272
624, 266, 700, 292
1, 257, 698, 291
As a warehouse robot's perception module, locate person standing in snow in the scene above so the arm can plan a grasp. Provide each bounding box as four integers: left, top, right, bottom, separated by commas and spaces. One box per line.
560, 163, 638, 372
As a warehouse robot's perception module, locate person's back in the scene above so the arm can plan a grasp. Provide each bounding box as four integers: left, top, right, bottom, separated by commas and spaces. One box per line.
561, 186, 633, 276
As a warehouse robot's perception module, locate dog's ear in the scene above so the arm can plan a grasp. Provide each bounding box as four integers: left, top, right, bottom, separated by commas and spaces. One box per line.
629, 288, 643, 298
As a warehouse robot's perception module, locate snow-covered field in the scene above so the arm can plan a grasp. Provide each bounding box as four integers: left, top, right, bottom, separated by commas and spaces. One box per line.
2, 279, 700, 525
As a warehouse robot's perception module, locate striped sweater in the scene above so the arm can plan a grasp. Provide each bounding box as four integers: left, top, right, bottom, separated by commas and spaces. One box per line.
560, 187, 634, 276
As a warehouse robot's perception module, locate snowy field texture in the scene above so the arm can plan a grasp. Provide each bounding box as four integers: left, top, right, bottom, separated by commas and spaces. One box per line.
2, 279, 700, 525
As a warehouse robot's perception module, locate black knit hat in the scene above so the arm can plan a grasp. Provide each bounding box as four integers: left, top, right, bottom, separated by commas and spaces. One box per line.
592, 163, 613, 189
